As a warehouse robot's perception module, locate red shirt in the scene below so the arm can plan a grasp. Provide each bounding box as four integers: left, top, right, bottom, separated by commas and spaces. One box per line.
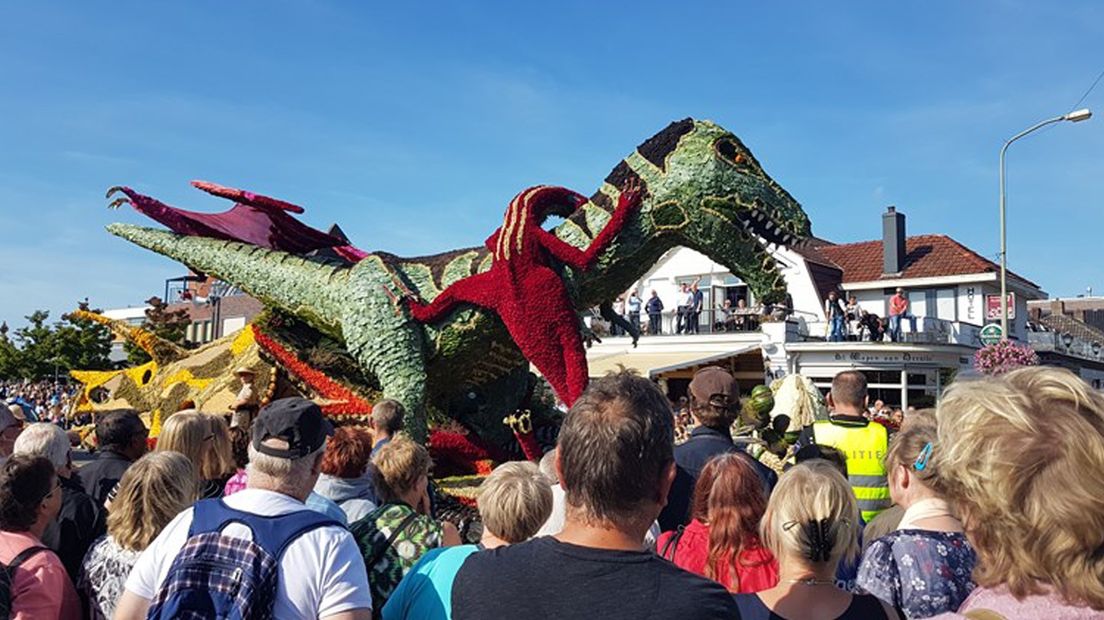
889, 294, 909, 316
656, 519, 779, 593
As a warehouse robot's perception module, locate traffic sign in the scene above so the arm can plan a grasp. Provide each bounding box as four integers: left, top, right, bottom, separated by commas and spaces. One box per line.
980, 323, 1003, 345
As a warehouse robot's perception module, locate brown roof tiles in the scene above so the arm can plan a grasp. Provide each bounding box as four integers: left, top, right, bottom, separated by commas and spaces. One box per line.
814, 234, 1038, 287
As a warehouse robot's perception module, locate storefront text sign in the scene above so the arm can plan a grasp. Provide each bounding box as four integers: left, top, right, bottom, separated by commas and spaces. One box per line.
833, 351, 935, 364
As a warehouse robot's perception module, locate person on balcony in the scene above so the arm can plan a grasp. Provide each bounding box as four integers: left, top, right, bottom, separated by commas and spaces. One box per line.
689, 283, 704, 334
735, 298, 758, 332
715, 299, 736, 332
845, 295, 862, 341
825, 291, 847, 342
627, 292, 642, 334
646, 290, 664, 335
676, 283, 693, 334
888, 288, 917, 342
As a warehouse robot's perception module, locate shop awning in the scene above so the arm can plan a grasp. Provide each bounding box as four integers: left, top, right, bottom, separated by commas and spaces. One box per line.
586, 344, 761, 379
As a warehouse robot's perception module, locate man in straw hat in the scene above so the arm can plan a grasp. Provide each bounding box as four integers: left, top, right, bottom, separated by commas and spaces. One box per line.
230, 366, 259, 429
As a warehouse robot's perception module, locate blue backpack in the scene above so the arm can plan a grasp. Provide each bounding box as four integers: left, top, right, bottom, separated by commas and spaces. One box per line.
147, 498, 342, 620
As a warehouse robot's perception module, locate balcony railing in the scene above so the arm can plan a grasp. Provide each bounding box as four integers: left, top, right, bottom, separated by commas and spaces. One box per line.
1028, 330, 1104, 361
588, 308, 767, 337
801, 316, 983, 346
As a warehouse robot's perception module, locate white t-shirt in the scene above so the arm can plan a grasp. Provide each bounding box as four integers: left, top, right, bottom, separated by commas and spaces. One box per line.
125, 489, 372, 619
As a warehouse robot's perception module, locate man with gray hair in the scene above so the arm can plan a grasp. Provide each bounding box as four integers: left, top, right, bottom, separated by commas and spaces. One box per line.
370, 398, 404, 456
13, 422, 102, 580
116, 397, 372, 620
452, 370, 739, 619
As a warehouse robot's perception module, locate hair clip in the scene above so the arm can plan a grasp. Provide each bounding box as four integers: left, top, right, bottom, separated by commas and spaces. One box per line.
914, 441, 933, 472
802, 518, 833, 562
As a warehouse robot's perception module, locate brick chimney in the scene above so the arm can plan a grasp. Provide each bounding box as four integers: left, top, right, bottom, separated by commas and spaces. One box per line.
882, 206, 906, 275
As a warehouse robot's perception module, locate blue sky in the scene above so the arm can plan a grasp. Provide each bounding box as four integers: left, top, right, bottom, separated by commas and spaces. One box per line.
1, 1, 1102, 330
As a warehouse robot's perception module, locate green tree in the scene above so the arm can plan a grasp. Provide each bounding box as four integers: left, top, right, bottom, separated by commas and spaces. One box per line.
0, 323, 18, 380
12, 310, 55, 379
56, 301, 114, 373
125, 296, 192, 365
3, 305, 114, 381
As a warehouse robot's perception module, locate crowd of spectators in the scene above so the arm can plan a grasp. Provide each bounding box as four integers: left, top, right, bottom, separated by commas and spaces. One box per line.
0, 362, 1097, 619
0, 380, 80, 426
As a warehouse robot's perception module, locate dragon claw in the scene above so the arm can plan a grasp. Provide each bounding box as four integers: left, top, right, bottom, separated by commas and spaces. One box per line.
380, 284, 408, 317
106, 186, 134, 210
386, 270, 418, 300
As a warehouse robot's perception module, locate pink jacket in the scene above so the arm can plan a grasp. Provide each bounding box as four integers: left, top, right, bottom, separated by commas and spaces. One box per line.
931, 586, 1104, 620
0, 530, 80, 619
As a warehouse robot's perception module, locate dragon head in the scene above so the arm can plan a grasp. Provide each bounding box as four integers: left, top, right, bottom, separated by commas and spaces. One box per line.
604, 118, 811, 303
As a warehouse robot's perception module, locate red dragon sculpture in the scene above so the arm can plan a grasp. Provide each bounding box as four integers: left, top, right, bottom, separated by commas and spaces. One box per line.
402, 183, 641, 407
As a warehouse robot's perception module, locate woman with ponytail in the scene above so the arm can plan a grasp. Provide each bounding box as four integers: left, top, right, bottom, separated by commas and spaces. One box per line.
734, 460, 899, 620
656, 453, 777, 593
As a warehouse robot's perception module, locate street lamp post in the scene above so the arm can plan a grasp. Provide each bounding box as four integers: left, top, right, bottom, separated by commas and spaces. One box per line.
999, 108, 1092, 340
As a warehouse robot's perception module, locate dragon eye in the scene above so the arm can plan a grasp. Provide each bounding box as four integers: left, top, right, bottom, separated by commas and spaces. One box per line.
90, 387, 110, 404
715, 139, 751, 169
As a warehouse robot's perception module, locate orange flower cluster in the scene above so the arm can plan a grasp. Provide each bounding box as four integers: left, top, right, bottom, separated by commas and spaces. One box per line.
251, 325, 374, 417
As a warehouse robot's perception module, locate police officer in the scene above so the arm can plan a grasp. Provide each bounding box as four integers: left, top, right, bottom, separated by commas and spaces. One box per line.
797, 370, 890, 522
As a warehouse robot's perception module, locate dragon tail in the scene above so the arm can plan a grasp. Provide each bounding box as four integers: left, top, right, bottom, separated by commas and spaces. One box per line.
68, 309, 186, 365
106, 224, 351, 339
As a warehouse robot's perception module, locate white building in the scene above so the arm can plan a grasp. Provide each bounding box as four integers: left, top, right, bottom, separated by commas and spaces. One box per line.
588, 207, 1046, 409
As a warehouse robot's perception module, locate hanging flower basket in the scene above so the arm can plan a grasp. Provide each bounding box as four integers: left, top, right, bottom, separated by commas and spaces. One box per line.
972, 340, 1039, 376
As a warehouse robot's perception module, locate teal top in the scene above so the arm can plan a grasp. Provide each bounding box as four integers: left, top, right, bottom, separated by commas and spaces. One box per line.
381, 544, 479, 620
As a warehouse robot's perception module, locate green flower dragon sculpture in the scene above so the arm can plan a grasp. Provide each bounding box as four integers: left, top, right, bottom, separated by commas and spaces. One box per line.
105, 118, 811, 448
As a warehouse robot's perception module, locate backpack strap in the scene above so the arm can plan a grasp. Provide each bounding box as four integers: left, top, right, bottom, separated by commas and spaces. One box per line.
7, 546, 48, 570
660, 526, 686, 561
364, 510, 420, 569
189, 498, 344, 559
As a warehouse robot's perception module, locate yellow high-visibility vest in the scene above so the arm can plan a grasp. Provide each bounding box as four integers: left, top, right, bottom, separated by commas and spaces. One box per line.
813, 419, 891, 522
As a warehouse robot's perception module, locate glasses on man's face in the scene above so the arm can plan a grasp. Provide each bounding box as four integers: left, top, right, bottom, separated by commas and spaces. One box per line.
45, 478, 62, 499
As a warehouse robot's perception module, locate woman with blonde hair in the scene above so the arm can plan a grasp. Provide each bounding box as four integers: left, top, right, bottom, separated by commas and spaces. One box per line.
733, 460, 899, 619
928, 366, 1104, 619
856, 424, 976, 618
78, 451, 197, 619
349, 436, 461, 612
155, 411, 234, 499
657, 453, 778, 593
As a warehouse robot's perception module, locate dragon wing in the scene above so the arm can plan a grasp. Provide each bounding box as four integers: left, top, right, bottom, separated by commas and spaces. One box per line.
107, 182, 362, 257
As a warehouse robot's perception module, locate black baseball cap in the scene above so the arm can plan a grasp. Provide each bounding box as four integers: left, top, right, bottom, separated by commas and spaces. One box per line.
251, 397, 333, 458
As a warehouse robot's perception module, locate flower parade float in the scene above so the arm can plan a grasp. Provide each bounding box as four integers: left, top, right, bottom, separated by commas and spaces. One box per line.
96, 118, 811, 459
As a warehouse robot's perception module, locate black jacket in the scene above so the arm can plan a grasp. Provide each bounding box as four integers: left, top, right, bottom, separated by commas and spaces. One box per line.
658, 426, 778, 532
42, 474, 104, 581
79, 449, 134, 506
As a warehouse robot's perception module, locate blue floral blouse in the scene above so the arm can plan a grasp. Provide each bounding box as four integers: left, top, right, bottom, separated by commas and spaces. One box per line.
856, 530, 977, 619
